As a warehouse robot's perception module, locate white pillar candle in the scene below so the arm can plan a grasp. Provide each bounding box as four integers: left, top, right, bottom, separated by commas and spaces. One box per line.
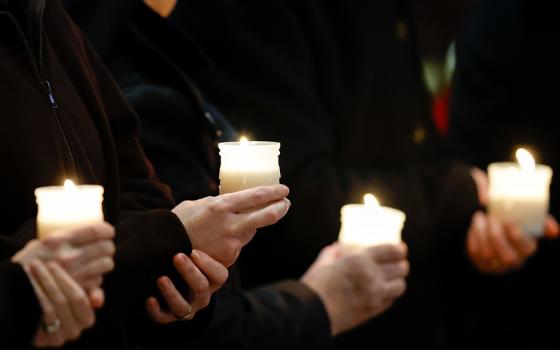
218, 137, 281, 194
338, 194, 406, 247
35, 180, 104, 239
488, 148, 553, 237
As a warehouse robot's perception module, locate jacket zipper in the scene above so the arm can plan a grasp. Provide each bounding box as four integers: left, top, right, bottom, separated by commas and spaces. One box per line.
11, 2, 78, 175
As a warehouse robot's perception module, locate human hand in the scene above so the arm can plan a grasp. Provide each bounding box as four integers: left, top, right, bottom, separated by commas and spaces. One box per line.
13, 223, 115, 308
27, 260, 96, 348
470, 167, 489, 205
301, 243, 409, 336
467, 211, 559, 274
146, 250, 228, 324
172, 185, 290, 267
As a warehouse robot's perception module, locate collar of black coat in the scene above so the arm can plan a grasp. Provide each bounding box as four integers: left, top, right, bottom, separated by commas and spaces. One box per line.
131, 2, 211, 75
63, 0, 209, 74
63, 0, 137, 59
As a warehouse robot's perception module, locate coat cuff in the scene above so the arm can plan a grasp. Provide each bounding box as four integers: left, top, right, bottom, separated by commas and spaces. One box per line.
253, 280, 332, 349
103, 209, 192, 315
0, 262, 41, 347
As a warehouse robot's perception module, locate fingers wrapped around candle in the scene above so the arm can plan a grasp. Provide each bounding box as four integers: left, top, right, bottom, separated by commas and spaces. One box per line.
219, 185, 289, 213
364, 243, 408, 264
467, 211, 541, 274
172, 185, 291, 267
45, 222, 115, 247
300, 243, 409, 336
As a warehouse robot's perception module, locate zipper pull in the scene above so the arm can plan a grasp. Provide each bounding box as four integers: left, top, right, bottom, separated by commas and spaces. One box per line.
45, 80, 58, 109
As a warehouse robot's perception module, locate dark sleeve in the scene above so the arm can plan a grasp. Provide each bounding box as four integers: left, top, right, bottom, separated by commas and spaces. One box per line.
172, 0, 479, 278
121, 83, 218, 202
197, 280, 331, 350
75, 24, 212, 339
449, 0, 525, 168
0, 259, 41, 348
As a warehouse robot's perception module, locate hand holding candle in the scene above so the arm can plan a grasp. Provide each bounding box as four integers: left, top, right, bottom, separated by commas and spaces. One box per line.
466, 147, 559, 274
338, 194, 406, 247
172, 185, 290, 267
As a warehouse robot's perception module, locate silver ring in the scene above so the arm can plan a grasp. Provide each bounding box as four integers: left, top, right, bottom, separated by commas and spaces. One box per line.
43, 318, 61, 334
177, 305, 193, 321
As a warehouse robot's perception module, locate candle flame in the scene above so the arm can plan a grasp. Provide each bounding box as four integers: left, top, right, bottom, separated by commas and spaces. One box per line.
240, 136, 249, 146
364, 193, 380, 208
516, 148, 536, 172
64, 179, 78, 192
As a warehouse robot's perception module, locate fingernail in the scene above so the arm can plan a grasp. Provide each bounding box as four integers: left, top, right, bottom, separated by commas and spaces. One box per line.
160, 276, 171, 287
190, 251, 199, 259
180, 254, 191, 265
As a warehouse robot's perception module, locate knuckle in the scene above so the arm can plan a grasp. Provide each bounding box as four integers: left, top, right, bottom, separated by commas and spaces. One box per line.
201, 296, 211, 308
210, 197, 226, 213
70, 289, 87, 305
102, 241, 116, 256
401, 261, 410, 276
252, 189, 266, 205
194, 280, 210, 295
224, 223, 237, 236
58, 255, 75, 269
266, 209, 280, 223
396, 280, 407, 296
100, 257, 115, 272
53, 295, 68, 308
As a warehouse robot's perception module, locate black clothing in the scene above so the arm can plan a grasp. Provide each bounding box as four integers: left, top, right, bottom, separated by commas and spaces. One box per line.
172, 0, 480, 348
0, 257, 41, 347
1, 0, 207, 348
450, 0, 560, 347
64, 2, 332, 349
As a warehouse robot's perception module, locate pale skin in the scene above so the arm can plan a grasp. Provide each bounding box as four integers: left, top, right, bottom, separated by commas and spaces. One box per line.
12, 223, 116, 348
149, 185, 290, 323
143, 0, 177, 18
301, 243, 409, 336
172, 185, 291, 268
467, 168, 559, 274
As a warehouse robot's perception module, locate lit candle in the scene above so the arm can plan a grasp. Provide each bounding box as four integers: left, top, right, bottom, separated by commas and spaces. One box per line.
218, 136, 281, 194
488, 148, 553, 237
338, 194, 406, 247
35, 180, 104, 239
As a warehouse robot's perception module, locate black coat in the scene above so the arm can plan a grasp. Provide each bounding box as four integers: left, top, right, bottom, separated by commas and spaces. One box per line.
450, 0, 560, 347
0, 239, 40, 347
0, 0, 208, 348
172, 0, 480, 348
64, 3, 331, 349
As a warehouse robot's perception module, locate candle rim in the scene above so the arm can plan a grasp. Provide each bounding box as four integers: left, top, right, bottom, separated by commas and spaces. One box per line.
340, 203, 406, 220
218, 141, 280, 147
35, 184, 104, 196
488, 162, 552, 174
